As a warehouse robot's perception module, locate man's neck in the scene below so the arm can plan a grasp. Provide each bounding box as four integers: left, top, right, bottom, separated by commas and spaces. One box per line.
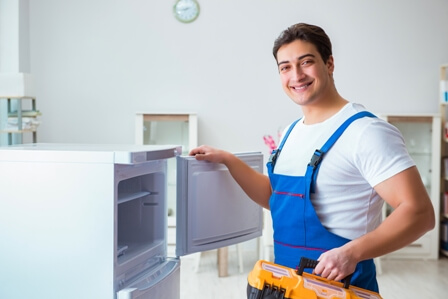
302, 96, 348, 125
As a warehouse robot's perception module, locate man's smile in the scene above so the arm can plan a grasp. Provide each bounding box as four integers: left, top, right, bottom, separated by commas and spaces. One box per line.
291, 82, 312, 90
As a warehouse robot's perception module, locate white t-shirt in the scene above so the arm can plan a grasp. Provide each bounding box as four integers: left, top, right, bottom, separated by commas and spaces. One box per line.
274, 103, 415, 240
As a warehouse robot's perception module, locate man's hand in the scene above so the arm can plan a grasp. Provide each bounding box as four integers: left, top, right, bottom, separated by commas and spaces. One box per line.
189, 145, 231, 164
314, 246, 357, 282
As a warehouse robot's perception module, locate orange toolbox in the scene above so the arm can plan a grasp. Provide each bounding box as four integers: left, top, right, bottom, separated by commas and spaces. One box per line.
247, 258, 382, 299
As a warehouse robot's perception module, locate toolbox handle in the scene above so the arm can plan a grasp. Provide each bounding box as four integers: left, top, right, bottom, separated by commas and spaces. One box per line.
296, 257, 353, 289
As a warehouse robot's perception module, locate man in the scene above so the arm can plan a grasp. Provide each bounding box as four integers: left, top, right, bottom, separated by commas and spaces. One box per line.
189, 23, 434, 292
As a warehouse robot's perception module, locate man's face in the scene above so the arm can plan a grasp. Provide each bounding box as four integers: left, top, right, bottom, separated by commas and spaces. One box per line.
276, 40, 334, 107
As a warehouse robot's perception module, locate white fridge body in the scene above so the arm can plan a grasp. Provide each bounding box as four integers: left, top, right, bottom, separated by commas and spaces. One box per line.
0, 144, 263, 299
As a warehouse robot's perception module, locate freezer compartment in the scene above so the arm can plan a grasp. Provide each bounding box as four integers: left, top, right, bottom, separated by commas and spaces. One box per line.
117, 258, 180, 299
115, 161, 167, 276
176, 152, 264, 256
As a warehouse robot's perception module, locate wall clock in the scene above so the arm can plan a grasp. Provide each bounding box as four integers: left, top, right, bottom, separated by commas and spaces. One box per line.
173, 0, 200, 23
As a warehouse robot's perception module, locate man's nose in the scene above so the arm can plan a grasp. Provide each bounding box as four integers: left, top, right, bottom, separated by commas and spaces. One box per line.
292, 66, 306, 81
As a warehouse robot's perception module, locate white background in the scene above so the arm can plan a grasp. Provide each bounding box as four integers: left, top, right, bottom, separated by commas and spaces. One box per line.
25, 0, 448, 154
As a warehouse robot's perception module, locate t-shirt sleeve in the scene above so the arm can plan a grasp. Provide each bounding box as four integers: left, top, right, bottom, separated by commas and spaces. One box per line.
353, 120, 415, 187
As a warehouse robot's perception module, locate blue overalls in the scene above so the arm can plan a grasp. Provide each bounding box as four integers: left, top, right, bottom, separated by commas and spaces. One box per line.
267, 111, 379, 292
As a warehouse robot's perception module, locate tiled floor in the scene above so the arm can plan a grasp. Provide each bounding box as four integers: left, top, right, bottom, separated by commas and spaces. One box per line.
180, 249, 448, 298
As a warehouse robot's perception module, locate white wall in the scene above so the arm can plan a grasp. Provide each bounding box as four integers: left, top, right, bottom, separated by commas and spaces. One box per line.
0, 0, 31, 145
0, 0, 30, 72
28, 0, 448, 154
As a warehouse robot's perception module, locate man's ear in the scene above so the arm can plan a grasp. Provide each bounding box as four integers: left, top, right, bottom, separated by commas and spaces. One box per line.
326, 55, 335, 74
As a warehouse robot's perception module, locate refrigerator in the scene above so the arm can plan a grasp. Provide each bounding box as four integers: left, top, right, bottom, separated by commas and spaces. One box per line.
0, 143, 263, 299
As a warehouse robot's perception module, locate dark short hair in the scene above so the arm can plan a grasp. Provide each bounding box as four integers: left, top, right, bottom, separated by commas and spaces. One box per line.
273, 23, 332, 63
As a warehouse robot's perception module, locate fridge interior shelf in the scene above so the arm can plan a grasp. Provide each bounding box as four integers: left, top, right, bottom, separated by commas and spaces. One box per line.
117, 240, 165, 265
117, 191, 154, 204
116, 171, 166, 266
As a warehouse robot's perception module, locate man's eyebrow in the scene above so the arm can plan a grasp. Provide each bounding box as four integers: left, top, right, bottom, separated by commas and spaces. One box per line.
277, 53, 316, 66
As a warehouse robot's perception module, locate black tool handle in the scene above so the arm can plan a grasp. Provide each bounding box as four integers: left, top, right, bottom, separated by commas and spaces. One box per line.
296, 257, 353, 289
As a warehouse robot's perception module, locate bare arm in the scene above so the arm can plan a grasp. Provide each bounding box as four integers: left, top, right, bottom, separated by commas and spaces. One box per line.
190, 145, 272, 209
314, 166, 435, 281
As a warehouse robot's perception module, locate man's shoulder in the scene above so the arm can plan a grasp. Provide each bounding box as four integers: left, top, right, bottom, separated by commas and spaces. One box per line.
334, 103, 382, 128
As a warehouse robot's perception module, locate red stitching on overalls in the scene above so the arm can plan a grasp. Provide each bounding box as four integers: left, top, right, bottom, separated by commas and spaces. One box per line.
273, 190, 305, 198
274, 240, 327, 252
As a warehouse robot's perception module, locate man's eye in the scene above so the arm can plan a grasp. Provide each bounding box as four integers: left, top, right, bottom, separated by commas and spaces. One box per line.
280, 66, 290, 72
302, 60, 312, 66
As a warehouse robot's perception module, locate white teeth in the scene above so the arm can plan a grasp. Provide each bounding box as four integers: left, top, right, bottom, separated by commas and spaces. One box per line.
293, 83, 309, 90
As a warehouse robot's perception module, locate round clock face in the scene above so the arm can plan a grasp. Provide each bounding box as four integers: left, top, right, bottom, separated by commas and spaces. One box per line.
173, 0, 200, 23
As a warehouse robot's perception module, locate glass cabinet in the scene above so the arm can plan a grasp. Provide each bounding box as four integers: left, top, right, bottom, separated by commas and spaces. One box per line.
380, 114, 440, 260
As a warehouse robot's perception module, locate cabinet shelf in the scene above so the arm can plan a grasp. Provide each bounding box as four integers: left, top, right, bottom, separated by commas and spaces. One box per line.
408, 151, 432, 156
8, 110, 41, 116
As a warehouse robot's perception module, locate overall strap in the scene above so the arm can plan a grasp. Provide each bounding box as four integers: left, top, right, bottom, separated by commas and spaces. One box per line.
307, 111, 377, 193
267, 118, 301, 172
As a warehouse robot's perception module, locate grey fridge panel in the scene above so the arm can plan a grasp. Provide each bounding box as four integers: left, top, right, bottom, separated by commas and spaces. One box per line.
176, 152, 264, 257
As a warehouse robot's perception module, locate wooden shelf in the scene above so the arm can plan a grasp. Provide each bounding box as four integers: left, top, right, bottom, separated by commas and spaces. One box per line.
0, 129, 36, 134
0, 96, 35, 100
143, 114, 190, 122
387, 115, 433, 123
